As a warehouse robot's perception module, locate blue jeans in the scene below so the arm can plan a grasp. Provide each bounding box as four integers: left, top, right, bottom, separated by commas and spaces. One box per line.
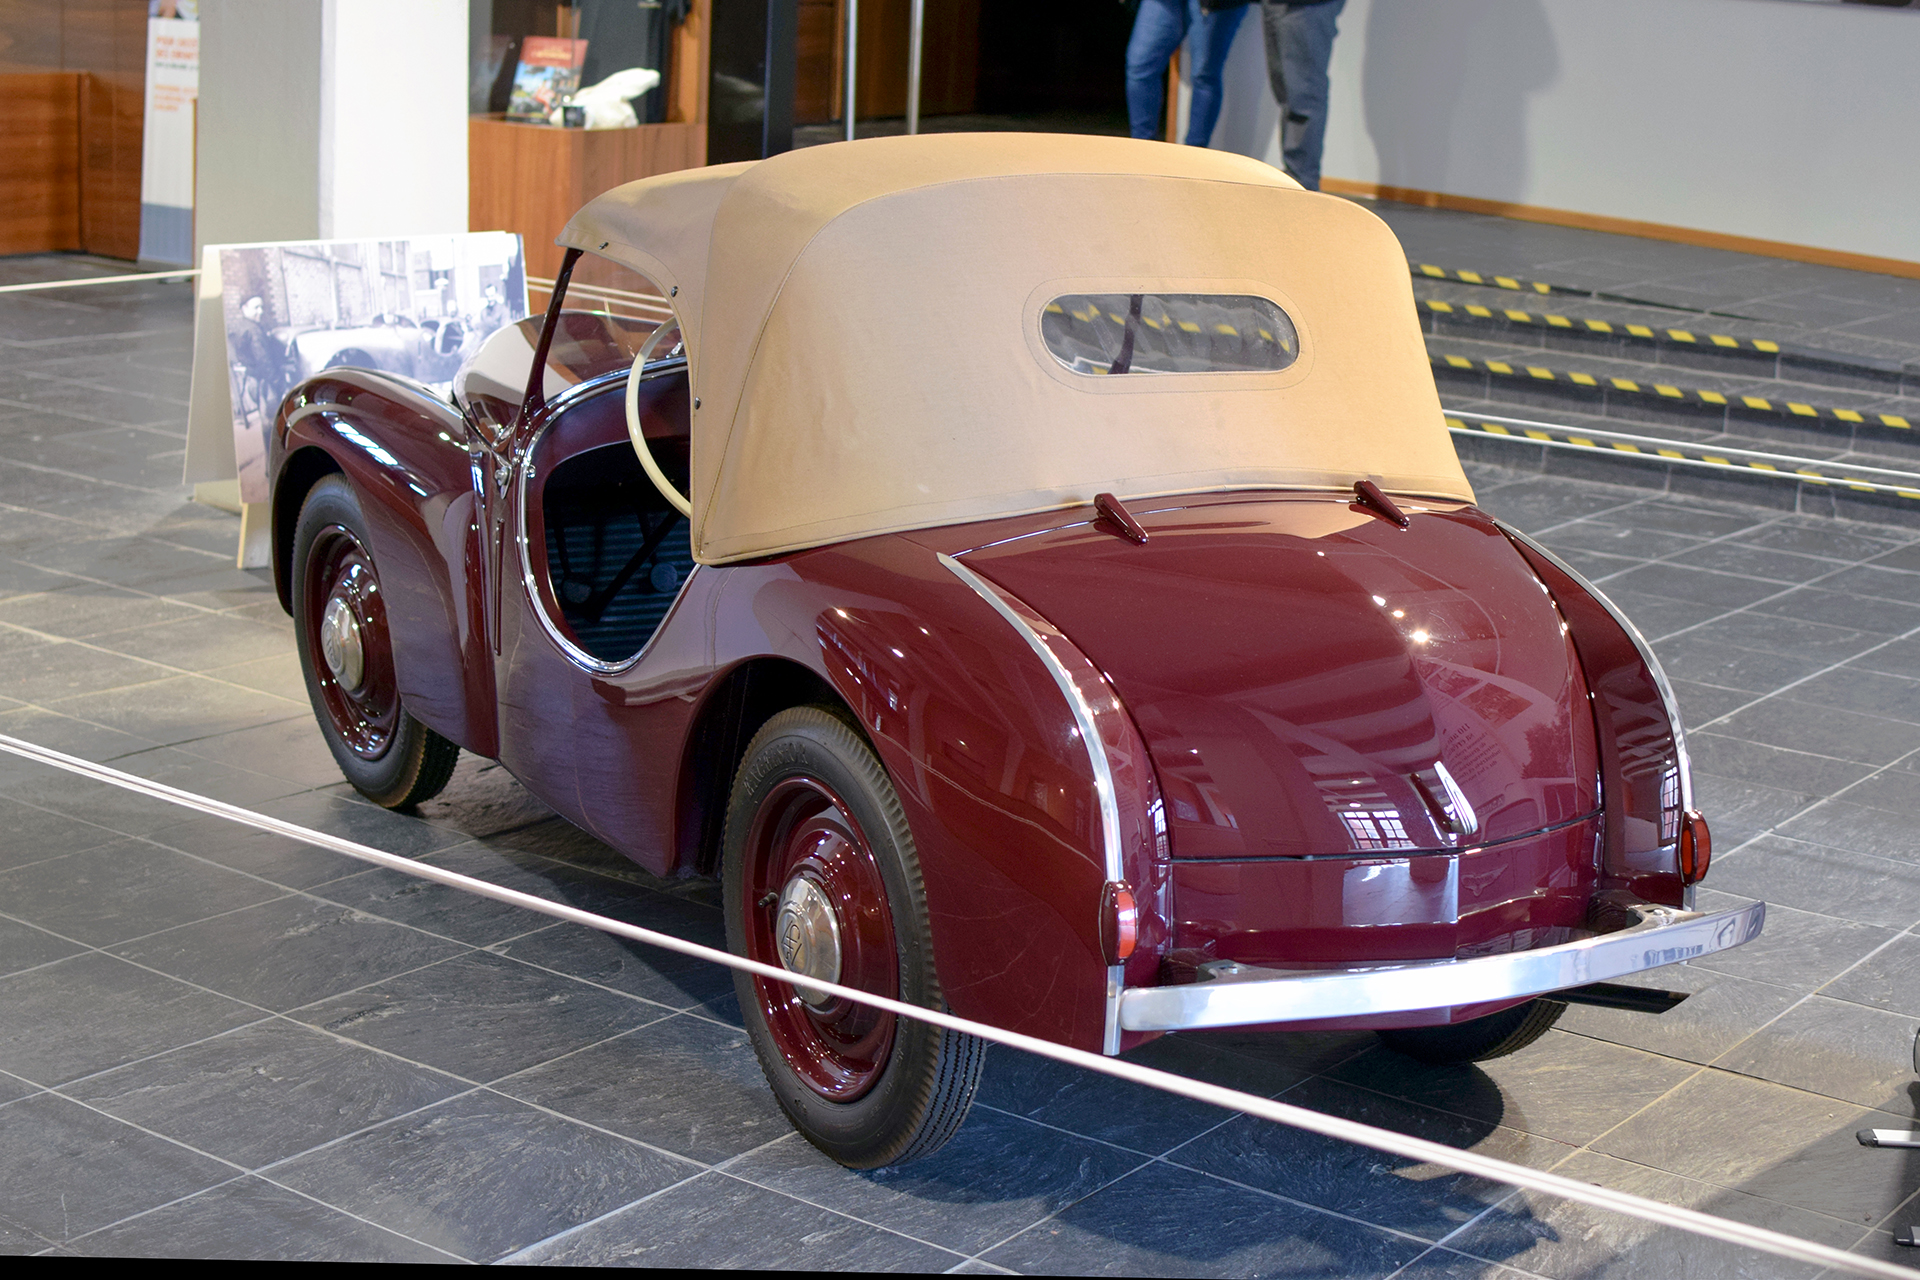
1260, 0, 1345, 189
1126, 0, 1249, 147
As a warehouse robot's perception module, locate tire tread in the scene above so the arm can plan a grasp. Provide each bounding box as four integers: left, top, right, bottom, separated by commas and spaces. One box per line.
1378, 997, 1567, 1065
723, 705, 984, 1168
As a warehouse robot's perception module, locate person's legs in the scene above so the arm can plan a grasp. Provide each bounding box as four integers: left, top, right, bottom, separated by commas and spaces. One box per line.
1125, 0, 1190, 140
1183, 1, 1248, 146
1260, 0, 1345, 188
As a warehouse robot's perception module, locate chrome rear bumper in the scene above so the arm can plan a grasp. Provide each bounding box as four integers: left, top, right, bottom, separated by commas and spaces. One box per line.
1119, 901, 1765, 1033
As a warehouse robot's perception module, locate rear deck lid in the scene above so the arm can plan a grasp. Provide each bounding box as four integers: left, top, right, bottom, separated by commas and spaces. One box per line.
956, 493, 1599, 859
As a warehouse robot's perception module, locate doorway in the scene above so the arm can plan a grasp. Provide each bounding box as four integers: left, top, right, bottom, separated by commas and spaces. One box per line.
794, 0, 1134, 145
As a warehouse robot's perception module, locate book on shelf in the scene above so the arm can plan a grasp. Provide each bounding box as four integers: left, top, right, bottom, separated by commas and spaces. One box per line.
506, 37, 589, 122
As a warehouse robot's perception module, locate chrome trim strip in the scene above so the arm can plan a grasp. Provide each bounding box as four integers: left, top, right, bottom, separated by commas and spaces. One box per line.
543, 356, 688, 422
937, 552, 1128, 1054
1119, 900, 1764, 1032
513, 382, 698, 677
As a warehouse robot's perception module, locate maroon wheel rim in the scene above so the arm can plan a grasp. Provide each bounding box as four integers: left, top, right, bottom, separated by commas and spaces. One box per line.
301, 524, 400, 760
742, 775, 899, 1102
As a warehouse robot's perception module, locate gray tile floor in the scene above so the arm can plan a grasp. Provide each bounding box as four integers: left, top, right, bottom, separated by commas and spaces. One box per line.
6, 226, 1920, 1274
1369, 199, 1920, 374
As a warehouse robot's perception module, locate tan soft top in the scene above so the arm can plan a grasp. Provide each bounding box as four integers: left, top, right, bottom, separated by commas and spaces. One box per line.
559, 133, 1469, 564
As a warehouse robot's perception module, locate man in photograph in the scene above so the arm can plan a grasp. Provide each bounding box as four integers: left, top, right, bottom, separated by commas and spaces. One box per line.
228, 295, 284, 430
478, 283, 509, 335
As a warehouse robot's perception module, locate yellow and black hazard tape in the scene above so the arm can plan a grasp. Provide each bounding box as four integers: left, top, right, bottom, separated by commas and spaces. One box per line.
1431, 353, 1914, 431
1445, 410, 1920, 501
1421, 298, 1787, 359
1414, 264, 1566, 295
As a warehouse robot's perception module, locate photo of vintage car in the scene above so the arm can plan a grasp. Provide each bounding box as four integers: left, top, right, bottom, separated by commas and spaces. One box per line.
264, 134, 1763, 1171
281, 311, 474, 386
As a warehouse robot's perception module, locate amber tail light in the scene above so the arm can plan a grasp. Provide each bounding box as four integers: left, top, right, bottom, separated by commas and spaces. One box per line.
1100, 881, 1138, 965
1678, 810, 1711, 884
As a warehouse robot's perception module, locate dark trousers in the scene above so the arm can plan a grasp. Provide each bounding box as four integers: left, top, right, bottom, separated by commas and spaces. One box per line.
1260, 0, 1345, 189
1126, 0, 1249, 146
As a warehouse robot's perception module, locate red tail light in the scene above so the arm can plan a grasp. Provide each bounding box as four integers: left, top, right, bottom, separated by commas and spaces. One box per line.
1679, 810, 1711, 884
1100, 881, 1138, 965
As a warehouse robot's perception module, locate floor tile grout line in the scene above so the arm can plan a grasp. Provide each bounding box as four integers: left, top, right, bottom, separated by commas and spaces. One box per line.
706, 1127, 1113, 1266
1284, 1044, 1711, 1178
240, 1086, 498, 1181
1709, 742, 1920, 866
59, 1168, 474, 1264
1689, 720, 1897, 773
0, 902, 300, 1031
0, 926, 577, 1104
958, 1034, 1546, 1264
485, 1167, 725, 1265
1386, 1240, 1555, 1280
504, 1163, 978, 1267
1687, 620, 1920, 735
705, 1162, 980, 1263
1559, 518, 1920, 574
33, 651, 316, 709
464, 943, 721, 1018
968, 1098, 1239, 1166
0, 450, 173, 495
800, 1152, 1162, 1269
475, 1010, 690, 1097
0, 561, 265, 621
29, 1171, 256, 1253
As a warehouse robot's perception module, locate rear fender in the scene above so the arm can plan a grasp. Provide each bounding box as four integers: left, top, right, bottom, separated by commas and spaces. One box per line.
710, 536, 1168, 1055
1501, 525, 1686, 908
270, 371, 497, 756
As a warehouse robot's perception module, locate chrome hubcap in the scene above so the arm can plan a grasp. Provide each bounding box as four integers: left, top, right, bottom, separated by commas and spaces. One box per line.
320, 596, 366, 693
775, 875, 841, 1009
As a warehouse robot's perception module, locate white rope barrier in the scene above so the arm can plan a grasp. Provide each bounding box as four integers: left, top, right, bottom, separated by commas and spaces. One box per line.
0, 729, 1910, 1278
0, 269, 200, 295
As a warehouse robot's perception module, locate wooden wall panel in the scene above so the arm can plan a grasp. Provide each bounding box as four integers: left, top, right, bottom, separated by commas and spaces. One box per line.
814, 0, 978, 123
0, 0, 64, 74
0, 1, 146, 258
795, 0, 836, 124
470, 117, 706, 283
668, 0, 709, 125
0, 71, 81, 254
60, 0, 146, 76
80, 69, 142, 259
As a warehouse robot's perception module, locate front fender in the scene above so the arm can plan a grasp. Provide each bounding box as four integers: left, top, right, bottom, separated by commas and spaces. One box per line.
270, 371, 498, 756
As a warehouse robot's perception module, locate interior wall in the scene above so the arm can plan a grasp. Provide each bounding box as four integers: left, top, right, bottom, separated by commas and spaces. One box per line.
195, 0, 323, 250
198, 0, 465, 255
320, 0, 467, 238
1202, 0, 1920, 265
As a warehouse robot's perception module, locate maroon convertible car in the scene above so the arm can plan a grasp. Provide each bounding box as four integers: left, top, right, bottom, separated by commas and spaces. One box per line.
267, 135, 1761, 1167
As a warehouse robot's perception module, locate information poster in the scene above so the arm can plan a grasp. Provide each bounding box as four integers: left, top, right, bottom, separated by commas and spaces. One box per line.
139, 10, 200, 265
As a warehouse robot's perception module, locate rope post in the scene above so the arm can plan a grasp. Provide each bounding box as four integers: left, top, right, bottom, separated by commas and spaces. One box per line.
906, 0, 925, 135
844, 0, 859, 142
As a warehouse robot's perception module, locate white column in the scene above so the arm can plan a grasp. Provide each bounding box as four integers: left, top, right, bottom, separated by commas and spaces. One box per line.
319, 0, 469, 239
196, 0, 467, 255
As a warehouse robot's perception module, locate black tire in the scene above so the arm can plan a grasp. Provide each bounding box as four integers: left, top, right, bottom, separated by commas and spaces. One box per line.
291, 475, 459, 809
1377, 998, 1567, 1065
722, 706, 984, 1168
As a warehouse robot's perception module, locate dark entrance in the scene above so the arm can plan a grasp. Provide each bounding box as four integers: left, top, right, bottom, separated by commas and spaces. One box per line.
793, 0, 1135, 145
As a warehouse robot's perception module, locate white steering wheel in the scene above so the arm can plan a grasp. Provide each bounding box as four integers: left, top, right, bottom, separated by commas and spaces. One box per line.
625, 318, 692, 517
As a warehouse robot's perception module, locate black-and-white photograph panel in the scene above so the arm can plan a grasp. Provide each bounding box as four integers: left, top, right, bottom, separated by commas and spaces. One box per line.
221, 232, 527, 502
